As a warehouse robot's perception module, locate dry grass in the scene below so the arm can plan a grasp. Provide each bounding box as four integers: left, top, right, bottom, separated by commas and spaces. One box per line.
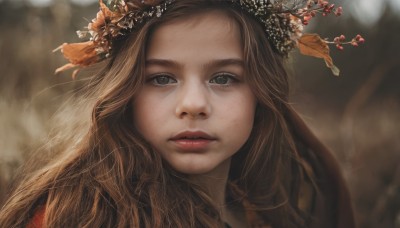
298, 100, 400, 227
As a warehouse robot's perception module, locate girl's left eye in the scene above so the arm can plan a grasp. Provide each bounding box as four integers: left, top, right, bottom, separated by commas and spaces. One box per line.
148, 74, 177, 85
209, 73, 237, 85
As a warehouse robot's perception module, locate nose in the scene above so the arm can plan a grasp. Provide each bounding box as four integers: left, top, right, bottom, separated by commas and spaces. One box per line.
175, 81, 211, 119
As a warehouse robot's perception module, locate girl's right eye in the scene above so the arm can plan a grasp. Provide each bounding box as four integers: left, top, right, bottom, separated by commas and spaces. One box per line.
148, 74, 177, 86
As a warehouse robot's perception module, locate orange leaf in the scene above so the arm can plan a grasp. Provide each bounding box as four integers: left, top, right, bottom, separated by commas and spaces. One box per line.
54, 63, 77, 75
99, 0, 114, 18
90, 10, 106, 31
58, 41, 99, 66
298, 33, 340, 76
90, 1, 123, 30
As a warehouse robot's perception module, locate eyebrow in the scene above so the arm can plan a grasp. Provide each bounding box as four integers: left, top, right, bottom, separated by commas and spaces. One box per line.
145, 58, 244, 69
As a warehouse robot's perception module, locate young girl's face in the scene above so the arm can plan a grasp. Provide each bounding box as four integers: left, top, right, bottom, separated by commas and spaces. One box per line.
133, 11, 257, 175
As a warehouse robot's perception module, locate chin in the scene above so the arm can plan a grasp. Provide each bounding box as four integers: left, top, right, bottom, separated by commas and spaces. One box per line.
166, 157, 231, 176
172, 164, 217, 175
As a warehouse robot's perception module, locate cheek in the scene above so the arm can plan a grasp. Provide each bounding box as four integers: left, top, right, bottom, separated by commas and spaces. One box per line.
132, 96, 154, 136
231, 90, 256, 121
236, 107, 256, 139
223, 90, 257, 139
132, 93, 170, 139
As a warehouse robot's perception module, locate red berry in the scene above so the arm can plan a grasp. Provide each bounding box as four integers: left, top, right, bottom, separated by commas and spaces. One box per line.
304, 14, 312, 21
320, 1, 328, 7
334, 7, 343, 16
336, 44, 344, 51
334, 37, 340, 43
323, 7, 331, 13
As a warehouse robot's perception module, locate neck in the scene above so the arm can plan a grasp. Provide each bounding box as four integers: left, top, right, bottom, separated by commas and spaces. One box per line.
188, 158, 249, 227
189, 158, 231, 216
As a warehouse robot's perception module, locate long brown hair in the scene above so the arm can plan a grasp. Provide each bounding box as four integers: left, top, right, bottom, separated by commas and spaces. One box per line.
0, 1, 311, 227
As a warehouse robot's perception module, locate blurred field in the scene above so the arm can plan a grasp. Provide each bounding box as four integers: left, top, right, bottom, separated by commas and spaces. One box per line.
0, 0, 399, 227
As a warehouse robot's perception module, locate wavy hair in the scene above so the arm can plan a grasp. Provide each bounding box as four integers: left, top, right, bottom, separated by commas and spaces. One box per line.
0, 1, 312, 227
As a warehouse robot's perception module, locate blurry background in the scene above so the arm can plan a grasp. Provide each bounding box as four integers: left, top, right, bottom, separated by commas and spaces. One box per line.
0, 0, 399, 227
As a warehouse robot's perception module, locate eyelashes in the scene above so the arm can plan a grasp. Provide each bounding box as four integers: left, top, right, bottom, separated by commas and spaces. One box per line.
146, 72, 240, 87
209, 73, 238, 85
147, 74, 177, 86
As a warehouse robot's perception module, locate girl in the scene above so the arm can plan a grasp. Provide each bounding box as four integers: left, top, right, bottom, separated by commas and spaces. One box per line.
0, 0, 359, 227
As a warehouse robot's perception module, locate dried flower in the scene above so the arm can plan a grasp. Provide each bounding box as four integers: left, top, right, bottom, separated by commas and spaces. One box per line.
54, 0, 364, 78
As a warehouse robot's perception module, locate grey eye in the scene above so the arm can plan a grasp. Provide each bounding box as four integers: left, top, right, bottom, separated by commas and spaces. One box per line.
210, 73, 236, 85
150, 75, 177, 85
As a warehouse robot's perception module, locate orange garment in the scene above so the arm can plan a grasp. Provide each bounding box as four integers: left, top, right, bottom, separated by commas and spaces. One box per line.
27, 207, 45, 228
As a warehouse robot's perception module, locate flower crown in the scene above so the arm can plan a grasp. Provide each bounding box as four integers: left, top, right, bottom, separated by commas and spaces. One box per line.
54, 0, 364, 78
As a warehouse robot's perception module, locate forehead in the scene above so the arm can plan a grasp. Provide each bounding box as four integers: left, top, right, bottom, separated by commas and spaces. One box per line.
146, 10, 243, 61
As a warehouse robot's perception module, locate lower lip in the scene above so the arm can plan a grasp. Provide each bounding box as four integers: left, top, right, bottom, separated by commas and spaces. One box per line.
170, 139, 214, 151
